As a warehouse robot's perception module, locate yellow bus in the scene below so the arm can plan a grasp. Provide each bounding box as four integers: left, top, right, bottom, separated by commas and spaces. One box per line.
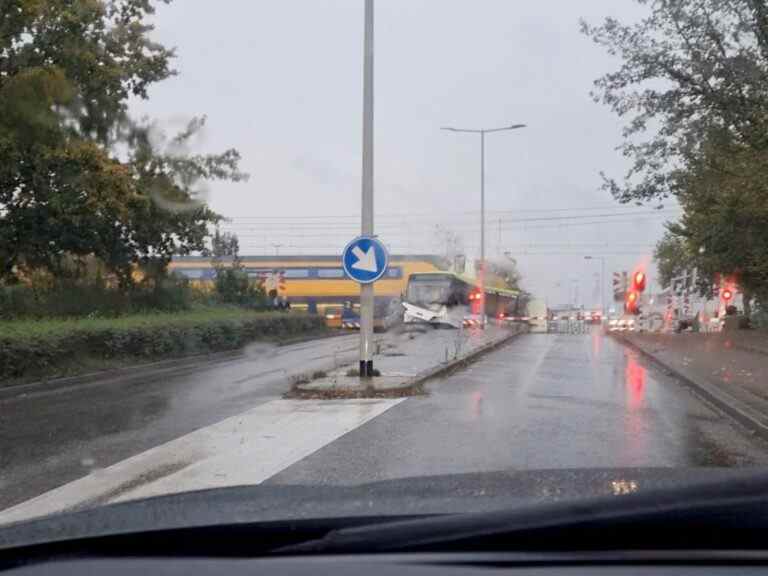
168, 254, 447, 324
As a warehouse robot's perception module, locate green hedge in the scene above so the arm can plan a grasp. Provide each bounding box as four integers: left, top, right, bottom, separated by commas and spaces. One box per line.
0, 309, 326, 381
0, 276, 198, 320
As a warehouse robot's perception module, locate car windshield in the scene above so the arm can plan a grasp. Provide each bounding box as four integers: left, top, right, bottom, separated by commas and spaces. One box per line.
407, 277, 453, 306
2, 0, 768, 531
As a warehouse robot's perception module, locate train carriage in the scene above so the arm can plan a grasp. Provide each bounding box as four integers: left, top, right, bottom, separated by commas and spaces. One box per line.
168, 254, 447, 329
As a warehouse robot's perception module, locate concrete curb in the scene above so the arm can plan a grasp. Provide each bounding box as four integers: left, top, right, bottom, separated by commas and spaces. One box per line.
611, 333, 768, 441
288, 325, 526, 400
0, 330, 348, 401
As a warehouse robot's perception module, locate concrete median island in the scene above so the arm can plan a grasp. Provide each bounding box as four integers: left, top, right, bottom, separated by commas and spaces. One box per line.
287, 323, 527, 399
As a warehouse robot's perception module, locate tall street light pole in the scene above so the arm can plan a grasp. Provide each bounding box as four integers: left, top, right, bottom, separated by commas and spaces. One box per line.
442, 124, 526, 327
359, 0, 375, 377
584, 255, 606, 317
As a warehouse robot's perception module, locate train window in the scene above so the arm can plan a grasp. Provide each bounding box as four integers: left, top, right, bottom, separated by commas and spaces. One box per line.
385, 267, 402, 278
283, 269, 310, 278
317, 268, 344, 278
246, 268, 270, 278
176, 269, 205, 279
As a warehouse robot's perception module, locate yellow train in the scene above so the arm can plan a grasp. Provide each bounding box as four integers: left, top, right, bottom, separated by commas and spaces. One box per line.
168, 254, 447, 328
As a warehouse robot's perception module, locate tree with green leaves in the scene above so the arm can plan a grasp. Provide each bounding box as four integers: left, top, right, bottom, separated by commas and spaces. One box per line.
0, 0, 247, 286
584, 0, 768, 308
669, 131, 768, 309
653, 231, 692, 290
205, 228, 265, 306
582, 0, 768, 202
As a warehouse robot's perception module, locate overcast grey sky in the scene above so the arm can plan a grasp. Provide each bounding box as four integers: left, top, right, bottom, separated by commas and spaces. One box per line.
133, 0, 676, 309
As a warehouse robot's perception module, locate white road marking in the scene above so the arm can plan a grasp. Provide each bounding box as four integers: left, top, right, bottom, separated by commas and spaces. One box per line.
0, 398, 403, 525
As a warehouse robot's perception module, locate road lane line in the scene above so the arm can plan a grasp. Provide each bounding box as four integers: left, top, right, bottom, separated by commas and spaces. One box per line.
0, 398, 404, 525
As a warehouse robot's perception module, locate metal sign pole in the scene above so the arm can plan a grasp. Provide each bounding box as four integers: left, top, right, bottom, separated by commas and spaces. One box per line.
359, 0, 375, 378
479, 130, 486, 328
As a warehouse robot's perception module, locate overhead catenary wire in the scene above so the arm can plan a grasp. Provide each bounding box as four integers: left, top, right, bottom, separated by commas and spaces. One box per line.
220, 218, 673, 239
220, 215, 677, 233
222, 202, 677, 216
210, 205, 675, 256
223, 208, 680, 223
224, 246, 654, 256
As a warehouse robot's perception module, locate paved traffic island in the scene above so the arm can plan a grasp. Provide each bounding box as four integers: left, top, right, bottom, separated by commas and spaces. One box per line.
287, 323, 526, 399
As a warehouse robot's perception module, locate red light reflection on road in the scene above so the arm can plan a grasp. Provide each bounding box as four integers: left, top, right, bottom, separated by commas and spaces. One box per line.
622, 350, 649, 463
471, 391, 484, 419
591, 328, 602, 359
625, 352, 646, 409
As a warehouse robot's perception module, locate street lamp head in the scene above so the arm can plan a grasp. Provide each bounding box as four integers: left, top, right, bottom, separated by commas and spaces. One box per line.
441, 124, 526, 134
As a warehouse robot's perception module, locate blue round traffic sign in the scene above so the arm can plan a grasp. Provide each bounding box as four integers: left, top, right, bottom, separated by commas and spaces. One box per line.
342, 236, 389, 284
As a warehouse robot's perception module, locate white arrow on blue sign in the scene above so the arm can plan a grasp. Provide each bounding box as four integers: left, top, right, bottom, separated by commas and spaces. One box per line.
342, 236, 389, 284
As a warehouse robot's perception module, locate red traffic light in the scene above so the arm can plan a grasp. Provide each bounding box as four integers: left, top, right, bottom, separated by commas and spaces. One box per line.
626, 290, 639, 314
632, 271, 646, 292
722, 289, 733, 302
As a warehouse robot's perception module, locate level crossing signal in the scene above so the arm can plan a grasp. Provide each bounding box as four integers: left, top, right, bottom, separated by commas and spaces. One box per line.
625, 269, 647, 315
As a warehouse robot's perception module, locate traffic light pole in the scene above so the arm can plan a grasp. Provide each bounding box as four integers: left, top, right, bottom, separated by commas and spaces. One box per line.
359, 0, 375, 378
601, 257, 606, 317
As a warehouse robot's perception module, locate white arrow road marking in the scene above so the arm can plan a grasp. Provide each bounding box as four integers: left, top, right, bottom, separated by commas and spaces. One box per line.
351, 245, 377, 272
0, 398, 404, 525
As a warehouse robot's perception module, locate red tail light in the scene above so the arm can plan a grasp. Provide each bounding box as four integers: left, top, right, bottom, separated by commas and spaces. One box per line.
633, 271, 646, 292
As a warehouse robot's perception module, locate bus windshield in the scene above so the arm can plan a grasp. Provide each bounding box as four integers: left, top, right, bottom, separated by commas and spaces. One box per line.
406, 275, 454, 307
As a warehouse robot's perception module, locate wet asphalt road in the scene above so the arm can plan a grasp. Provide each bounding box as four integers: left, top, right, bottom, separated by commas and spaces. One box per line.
268, 330, 768, 486
4, 329, 768, 514
0, 334, 363, 510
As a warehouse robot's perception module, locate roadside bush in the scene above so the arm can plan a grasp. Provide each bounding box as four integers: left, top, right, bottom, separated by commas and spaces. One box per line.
0, 311, 326, 381
213, 268, 268, 308
133, 274, 193, 313
0, 285, 39, 319
0, 274, 192, 319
